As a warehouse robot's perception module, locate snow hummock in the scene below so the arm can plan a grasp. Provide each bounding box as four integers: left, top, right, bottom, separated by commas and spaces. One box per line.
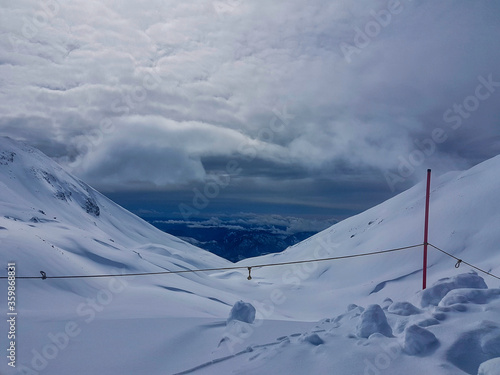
1, 137, 500, 375
403, 324, 438, 355
419, 273, 488, 307
388, 301, 422, 316
478, 357, 500, 375
357, 304, 393, 338
439, 288, 500, 307
227, 301, 256, 324
299, 333, 324, 346
447, 320, 500, 374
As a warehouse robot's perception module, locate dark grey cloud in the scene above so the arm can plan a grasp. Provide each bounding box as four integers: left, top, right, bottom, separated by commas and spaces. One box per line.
1, 0, 499, 217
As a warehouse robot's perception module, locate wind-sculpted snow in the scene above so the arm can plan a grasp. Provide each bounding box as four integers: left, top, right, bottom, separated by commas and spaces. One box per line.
387, 301, 422, 316
439, 288, 500, 307
357, 304, 393, 338
227, 301, 256, 324
479, 358, 500, 375
419, 273, 489, 307
187, 273, 499, 374
447, 321, 500, 374
402, 325, 438, 356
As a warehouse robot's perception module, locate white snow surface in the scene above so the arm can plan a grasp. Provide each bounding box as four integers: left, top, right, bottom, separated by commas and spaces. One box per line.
1, 136, 500, 375
478, 358, 500, 375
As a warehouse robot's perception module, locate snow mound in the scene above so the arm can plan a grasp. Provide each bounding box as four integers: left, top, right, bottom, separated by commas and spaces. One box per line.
478, 357, 500, 375
227, 301, 256, 324
387, 301, 422, 316
447, 321, 500, 374
356, 304, 393, 338
381, 298, 393, 310
300, 333, 324, 346
347, 303, 361, 311
419, 273, 488, 307
213, 275, 498, 373
403, 324, 438, 356
439, 288, 500, 307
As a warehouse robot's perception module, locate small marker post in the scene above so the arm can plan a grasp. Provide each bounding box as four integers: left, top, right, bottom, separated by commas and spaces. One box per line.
422, 169, 431, 290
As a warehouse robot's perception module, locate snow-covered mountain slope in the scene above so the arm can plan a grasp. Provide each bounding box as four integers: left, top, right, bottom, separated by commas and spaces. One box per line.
237, 155, 500, 320
208, 153, 500, 375
0, 136, 235, 318
1, 137, 499, 375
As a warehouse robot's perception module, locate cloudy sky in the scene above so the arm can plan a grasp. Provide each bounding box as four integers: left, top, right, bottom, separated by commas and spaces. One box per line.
1, 0, 500, 222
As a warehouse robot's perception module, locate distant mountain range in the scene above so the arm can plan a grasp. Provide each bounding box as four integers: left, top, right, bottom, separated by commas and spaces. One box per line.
146, 218, 320, 261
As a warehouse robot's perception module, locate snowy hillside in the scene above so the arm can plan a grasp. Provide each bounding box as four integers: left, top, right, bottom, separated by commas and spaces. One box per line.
239, 154, 500, 319
1, 137, 500, 375
0, 136, 237, 318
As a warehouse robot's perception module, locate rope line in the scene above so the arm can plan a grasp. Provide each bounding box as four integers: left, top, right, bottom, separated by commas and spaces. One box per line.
428, 243, 500, 281
0, 244, 423, 280
2, 243, 498, 282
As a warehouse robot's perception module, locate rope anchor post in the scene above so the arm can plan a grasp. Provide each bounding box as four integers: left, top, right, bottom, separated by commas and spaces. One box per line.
422, 169, 432, 290
247, 267, 252, 280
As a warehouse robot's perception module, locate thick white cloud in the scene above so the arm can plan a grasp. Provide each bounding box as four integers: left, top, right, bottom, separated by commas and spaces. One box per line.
1, 0, 500, 193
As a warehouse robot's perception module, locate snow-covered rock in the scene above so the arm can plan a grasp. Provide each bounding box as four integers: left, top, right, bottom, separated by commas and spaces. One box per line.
357, 304, 393, 338
447, 321, 500, 374
439, 288, 500, 307
300, 333, 324, 346
420, 273, 488, 307
388, 301, 422, 316
227, 301, 256, 324
381, 298, 393, 310
478, 357, 500, 375
403, 324, 438, 356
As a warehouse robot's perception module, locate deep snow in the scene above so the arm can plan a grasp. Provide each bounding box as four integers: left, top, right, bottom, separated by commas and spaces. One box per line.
1, 137, 500, 375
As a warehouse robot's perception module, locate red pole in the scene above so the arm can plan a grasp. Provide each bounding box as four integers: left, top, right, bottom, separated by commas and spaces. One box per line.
422, 169, 431, 290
